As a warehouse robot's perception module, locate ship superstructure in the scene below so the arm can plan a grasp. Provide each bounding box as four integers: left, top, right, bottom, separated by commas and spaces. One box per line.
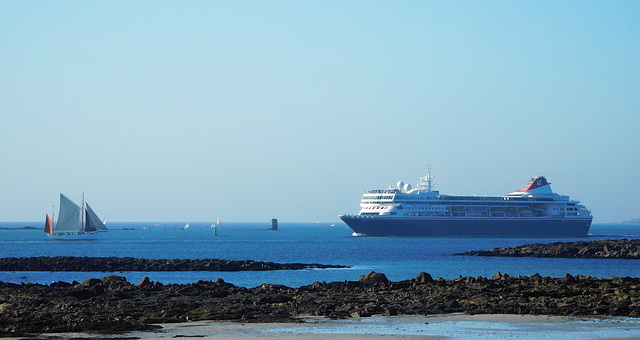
339, 169, 592, 237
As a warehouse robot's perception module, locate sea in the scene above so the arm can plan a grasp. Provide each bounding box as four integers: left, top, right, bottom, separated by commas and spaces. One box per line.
0, 222, 639, 288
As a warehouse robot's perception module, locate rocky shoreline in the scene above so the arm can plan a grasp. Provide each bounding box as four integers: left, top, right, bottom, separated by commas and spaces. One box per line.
0, 256, 348, 272
455, 239, 640, 259
1, 271, 639, 336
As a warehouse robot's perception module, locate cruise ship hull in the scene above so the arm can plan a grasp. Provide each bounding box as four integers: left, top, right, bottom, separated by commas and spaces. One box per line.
340, 216, 592, 237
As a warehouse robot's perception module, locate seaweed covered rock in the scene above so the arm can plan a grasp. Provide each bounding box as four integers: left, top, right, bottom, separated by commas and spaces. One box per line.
2, 271, 640, 337
0, 257, 348, 272
456, 239, 640, 259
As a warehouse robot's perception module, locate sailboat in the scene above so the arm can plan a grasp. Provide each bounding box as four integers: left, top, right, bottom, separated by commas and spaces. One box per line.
212, 216, 220, 235
44, 193, 107, 239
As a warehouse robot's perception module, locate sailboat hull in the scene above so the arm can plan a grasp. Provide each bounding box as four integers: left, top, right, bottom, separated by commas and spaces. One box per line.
47, 231, 98, 240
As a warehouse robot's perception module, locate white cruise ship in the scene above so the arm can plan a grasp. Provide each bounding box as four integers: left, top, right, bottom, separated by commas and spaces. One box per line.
339, 169, 592, 237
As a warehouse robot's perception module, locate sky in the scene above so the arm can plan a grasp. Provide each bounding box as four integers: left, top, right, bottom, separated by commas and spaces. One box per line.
1, 1, 638, 223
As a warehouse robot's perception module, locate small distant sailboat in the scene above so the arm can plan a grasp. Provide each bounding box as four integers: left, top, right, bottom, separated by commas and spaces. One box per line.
212, 216, 220, 235
44, 193, 107, 240
183, 222, 190, 230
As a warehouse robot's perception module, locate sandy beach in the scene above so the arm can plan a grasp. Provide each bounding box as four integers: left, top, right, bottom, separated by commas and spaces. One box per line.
28, 314, 640, 340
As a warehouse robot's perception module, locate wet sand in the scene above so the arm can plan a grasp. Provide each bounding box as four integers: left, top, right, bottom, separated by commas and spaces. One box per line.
31, 314, 640, 339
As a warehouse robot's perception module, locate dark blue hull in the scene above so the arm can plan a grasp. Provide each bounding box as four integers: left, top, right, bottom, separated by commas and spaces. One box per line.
339, 215, 592, 237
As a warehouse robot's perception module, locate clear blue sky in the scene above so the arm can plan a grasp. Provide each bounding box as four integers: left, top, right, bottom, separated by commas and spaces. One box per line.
1, 1, 638, 223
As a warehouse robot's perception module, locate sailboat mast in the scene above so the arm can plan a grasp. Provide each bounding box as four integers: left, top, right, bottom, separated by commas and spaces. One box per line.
81, 192, 85, 232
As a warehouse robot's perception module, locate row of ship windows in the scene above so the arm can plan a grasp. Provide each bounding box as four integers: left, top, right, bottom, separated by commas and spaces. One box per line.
363, 204, 568, 210
363, 194, 577, 204
363, 196, 394, 200
392, 196, 555, 201
362, 210, 584, 217
391, 196, 571, 203
398, 206, 447, 210
366, 200, 572, 206
402, 212, 545, 217
363, 206, 387, 210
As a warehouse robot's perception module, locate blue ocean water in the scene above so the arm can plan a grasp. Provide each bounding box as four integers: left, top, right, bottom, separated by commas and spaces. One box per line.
0, 222, 639, 287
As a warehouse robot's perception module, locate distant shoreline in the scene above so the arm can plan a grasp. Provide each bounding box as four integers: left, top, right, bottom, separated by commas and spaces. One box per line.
0, 226, 38, 230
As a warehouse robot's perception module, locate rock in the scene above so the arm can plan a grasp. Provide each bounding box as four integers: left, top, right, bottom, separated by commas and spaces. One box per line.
101, 275, 130, 289
0, 257, 349, 272
137, 276, 151, 287
491, 272, 510, 280
416, 272, 433, 283
357, 271, 389, 284
455, 239, 640, 259
101, 275, 128, 284
69, 283, 104, 300
384, 307, 398, 316
3, 270, 640, 337
351, 310, 372, 318
80, 278, 102, 287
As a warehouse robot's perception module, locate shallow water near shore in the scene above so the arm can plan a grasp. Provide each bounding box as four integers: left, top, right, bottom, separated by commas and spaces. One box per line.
35, 315, 640, 339
0, 222, 639, 287
261, 315, 640, 339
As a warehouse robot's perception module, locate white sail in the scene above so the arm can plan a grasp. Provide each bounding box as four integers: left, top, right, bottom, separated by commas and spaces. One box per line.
85, 203, 107, 231
55, 194, 82, 232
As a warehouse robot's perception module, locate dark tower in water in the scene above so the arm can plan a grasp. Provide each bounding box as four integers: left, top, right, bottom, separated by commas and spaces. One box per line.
269, 218, 278, 231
